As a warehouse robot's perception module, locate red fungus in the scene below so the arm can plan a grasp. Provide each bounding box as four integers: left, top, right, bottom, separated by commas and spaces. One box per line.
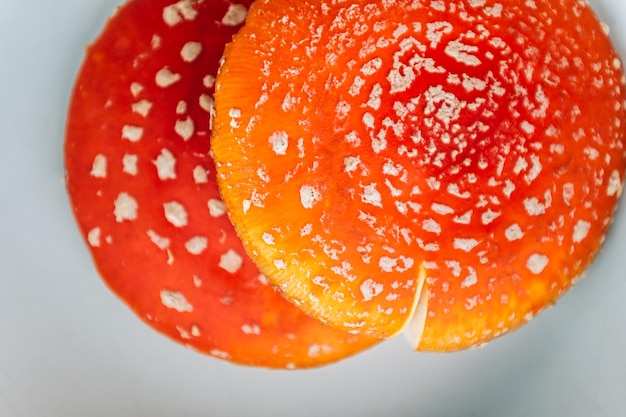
212, 0, 626, 350
65, 0, 378, 368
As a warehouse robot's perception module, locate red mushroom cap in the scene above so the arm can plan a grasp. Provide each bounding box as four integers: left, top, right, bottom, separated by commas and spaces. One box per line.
65, 0, 378, 368
212, 0, 626, 349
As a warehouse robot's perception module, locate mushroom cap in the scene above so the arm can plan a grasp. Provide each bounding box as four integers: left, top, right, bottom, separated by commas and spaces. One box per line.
212, 0, 626, 349
65, 0, 378, 368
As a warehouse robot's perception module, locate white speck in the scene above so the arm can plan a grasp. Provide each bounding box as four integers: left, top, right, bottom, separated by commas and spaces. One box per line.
175, 116, 195, 141
430, 0, 445, 10
121, 125, 143, 142
114, 192, 138, 222
613, 57, 622, 70
180, 41, 202, 62
163, 0, 198, 26
362, 112, 375, 129
229, 108, 241, 128
257, 167, 270, 183
335, 100, 351, 119
520, 120, 535, 134
584, 147, 599, 160
524, 197, 546, 216
87, 227, 101, 247
461, 74, 487, 92
163, 201, 188, 227
422, 218, 441, 234
563, 183, 575, 205
360, 279, 383, 302
361, 57, 383, 75
367, 83, 383, 110
178, 326, 192, 339
199, 94, 214, 113
550, 142, 564, 154
274, 259, 287, 270
454, 210, 473, 224
447, 183, 470, 198
130, 82, 143, 97
514, 156, 528, 174
454, 238, 480, 252
90, 154, 107, 178
465, 296, 479, 310
379, 256, 413, 273
122, 154, 138, 176
573, 220, 591, 243
262, 232, 275, 245
191, 325, 200, 337
185, 237, 208, 255
445, 260, 462, 277
388, 56, 416, 94
281, 92, 297, 112
481, 210, 500, 225
132, 99, 153, 117
361, 183, 383, 207
485, 3, 503, 16
301, 224, 313, 237
300, 185, 321, 209
344, 156, 361, 175
503, 180, 516, 198
426, 21, 453, 48
349, 76, 366, 96
153, 148, 177, 180
424, 85, 463, 126
431, 203, 454, 215
444, 40, 481, 66
258, 274, 269, 285
221, 3, 247, 26
461, 267, 478, 288
203, 75, 216, 88
155, 67, 181, 87
242, 199, 251, 214
392, 24, 409, 39
241, 323, 261, 335
525, 0, 537, 8
505, 224, 524, 241
372, 129, 387, 154
269, 131, 288, 155
147, 229, 170, 250
208, 199, 226, 217
382, 159, 404, 177
607, 170, 622, 196
525, 155, 542, 184
219, 249, 244, 273
151, 34, 162, 50
308, 344, 333, 358
160, 290, 193, 312
193, 165, 208, 183
526, 254, 549, 274
345, 131, 361, 146
210, 350, 231, 359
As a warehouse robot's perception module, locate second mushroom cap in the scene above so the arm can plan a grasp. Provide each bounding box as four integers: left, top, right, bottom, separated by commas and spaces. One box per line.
212, 0, 626, 350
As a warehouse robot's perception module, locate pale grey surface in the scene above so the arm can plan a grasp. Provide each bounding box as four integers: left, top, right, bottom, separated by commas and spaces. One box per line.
1, 1, 625, 416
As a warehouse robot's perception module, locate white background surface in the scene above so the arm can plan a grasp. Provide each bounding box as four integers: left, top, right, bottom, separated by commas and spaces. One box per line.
1, 1, 625, 416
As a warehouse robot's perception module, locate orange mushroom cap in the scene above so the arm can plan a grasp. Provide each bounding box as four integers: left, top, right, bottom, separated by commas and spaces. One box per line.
212, 0, 626, 349
65, 0, 378, 368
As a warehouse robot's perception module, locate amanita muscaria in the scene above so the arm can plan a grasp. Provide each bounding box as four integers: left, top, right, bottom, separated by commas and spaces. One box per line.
65, 0, 378, 368
212, 0, 626, 351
